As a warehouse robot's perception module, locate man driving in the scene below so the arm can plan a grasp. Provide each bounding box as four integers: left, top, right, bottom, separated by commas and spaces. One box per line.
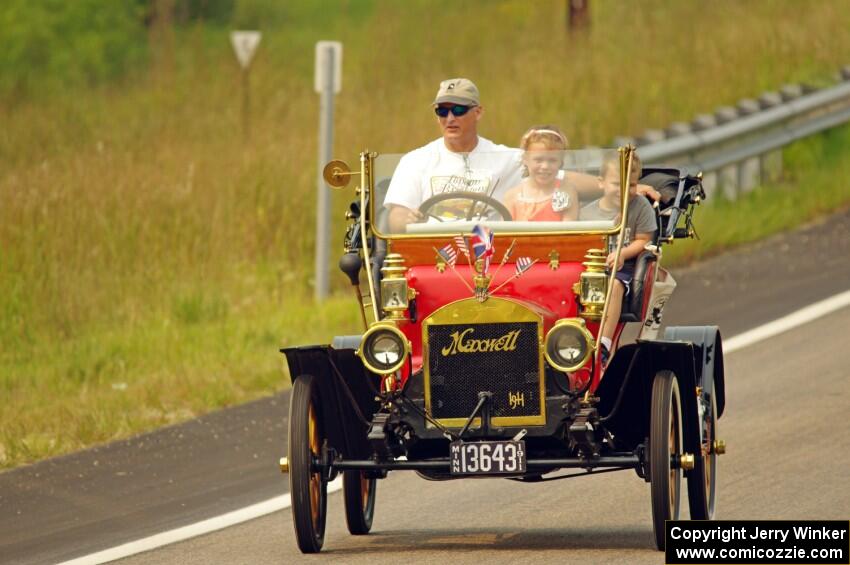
383, 78, 521, 233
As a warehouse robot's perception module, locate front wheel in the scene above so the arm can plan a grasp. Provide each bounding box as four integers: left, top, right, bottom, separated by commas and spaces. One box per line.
688, 382, 718, 520
343, 470, 377, 535
288, 374, 327, 553
650, 370, 683, 551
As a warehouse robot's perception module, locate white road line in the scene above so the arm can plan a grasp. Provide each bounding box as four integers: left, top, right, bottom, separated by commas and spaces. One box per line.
58, 289, 850, 565
723, 289, 850, 353
56, 478, 342, 565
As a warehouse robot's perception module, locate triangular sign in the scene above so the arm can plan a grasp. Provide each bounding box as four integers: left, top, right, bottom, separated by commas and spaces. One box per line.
230, 31, 262, 69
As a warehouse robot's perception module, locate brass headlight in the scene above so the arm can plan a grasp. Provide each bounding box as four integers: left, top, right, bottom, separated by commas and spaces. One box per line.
358, 324, 410, 374
545, 319, 595, 372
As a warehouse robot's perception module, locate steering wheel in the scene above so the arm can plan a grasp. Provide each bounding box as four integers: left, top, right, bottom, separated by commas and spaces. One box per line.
418, 191, 513, 223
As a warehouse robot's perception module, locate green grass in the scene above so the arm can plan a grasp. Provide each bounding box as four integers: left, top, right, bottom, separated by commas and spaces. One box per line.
3, 0, 850, 469
664, 125, 850, 264
0, 290, 361, 466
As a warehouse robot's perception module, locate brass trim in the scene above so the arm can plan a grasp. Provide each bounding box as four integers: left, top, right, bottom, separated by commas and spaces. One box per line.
365, 149, 628, 240
380, 253, 409, 320
679, 453, 695, 471
435, 251, 447, 273
544, 318, 596, 373
375, 225, 625, 240
422, 297, 546, 427
548, 250, 560, 270
578, 248, 608, 321
359, 152, 380, 322
381, 253, 408, 278
713, 439, 726, 455
279, 456, 289, 473
590, 146, 635, 397
322, 159, 353, 189
357, 323, 411, 375
472, 259, 492, 302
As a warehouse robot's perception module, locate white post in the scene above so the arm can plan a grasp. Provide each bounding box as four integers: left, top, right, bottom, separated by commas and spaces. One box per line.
314, 41, 342, 301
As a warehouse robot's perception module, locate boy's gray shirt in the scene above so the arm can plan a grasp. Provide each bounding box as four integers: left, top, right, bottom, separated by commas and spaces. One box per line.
581, 195, 657, 250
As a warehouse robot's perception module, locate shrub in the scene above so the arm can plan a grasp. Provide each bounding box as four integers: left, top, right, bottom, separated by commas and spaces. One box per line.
0, 0, 147, 100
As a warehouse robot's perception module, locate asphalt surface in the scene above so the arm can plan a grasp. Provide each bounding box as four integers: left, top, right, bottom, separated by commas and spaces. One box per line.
1, 207, 848, 564
116, 305, 850, 564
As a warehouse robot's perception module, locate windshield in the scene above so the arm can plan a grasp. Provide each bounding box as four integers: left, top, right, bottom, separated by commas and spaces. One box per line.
374, 147, 624, 237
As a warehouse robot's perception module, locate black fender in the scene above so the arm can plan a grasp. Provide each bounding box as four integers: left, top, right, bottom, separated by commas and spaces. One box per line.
595, 340, 701, 455
281, 336, 379, 459
663, 326, 726, 418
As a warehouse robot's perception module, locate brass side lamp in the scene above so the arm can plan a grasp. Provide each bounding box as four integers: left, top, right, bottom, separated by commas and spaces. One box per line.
575, 248, 608, 321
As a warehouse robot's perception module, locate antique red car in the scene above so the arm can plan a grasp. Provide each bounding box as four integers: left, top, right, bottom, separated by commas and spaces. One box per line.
280, 146, 726, 553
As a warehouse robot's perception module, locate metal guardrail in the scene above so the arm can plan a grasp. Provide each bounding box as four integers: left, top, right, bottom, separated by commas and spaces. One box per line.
617, 65, 850, 199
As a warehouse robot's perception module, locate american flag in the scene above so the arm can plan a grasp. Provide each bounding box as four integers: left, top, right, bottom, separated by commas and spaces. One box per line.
454, 235, 469, 259
515, 256, 533, 276
438, 244, 457, 267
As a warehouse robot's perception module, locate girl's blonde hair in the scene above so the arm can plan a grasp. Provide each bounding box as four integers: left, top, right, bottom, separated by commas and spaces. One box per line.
520, 125, 569, 151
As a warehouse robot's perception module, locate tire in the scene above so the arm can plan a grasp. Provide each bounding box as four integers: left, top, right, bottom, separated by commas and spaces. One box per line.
343, 470, 377, 535
650, 370, 682, 551
288, 374, 327, 553
688, 382, 717, 520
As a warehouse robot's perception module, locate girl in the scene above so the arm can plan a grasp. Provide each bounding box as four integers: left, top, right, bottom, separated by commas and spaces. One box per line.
503, 126, 579, 222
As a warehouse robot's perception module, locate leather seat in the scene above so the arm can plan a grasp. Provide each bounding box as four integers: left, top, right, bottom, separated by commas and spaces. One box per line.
620, 250, 656, 322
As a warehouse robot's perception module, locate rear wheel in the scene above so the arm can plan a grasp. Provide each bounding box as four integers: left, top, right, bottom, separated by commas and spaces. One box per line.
288, 374, 327, 553
343, 470, 377, 535
688, 382, 717, 519
650, 370, 682, 551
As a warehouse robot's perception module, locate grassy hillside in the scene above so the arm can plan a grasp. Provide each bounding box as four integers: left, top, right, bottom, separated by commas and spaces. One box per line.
2, 0, 850, 468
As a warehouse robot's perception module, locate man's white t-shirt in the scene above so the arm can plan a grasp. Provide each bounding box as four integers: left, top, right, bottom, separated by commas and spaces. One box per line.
383, 137, 521, 211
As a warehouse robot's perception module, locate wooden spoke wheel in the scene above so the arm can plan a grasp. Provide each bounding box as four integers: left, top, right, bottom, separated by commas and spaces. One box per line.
688, 381, 718, 520
288, 374, 327, 553
343, 470, 377, 535
650, 370, 683, 551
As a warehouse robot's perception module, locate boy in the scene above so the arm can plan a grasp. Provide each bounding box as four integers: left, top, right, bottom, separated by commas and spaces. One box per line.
580, 153, 657, 367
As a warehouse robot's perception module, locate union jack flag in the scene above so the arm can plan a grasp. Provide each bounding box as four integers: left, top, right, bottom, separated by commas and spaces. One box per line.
437, 244, 457, 267
470, 225, 494, 260
470, 224, 495, 273
454, 235, 469, 259
515, 256, 533, 276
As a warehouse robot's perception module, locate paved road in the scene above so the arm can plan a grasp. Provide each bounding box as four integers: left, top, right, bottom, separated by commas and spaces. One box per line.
117, 306, 850, 564
1, 208, 848, 564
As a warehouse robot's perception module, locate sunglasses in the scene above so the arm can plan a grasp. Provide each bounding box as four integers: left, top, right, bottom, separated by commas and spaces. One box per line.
434, 104, 475, 118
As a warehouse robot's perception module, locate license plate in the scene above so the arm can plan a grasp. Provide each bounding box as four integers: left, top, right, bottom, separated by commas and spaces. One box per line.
449, 440, 526, 475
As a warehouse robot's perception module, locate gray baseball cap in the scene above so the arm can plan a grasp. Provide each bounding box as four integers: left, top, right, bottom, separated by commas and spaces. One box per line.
433, 78, 480, 106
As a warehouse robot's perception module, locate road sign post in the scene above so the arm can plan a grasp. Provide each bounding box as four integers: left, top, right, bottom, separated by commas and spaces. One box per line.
314, 41, 342, 301
230, 31, 262, 140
